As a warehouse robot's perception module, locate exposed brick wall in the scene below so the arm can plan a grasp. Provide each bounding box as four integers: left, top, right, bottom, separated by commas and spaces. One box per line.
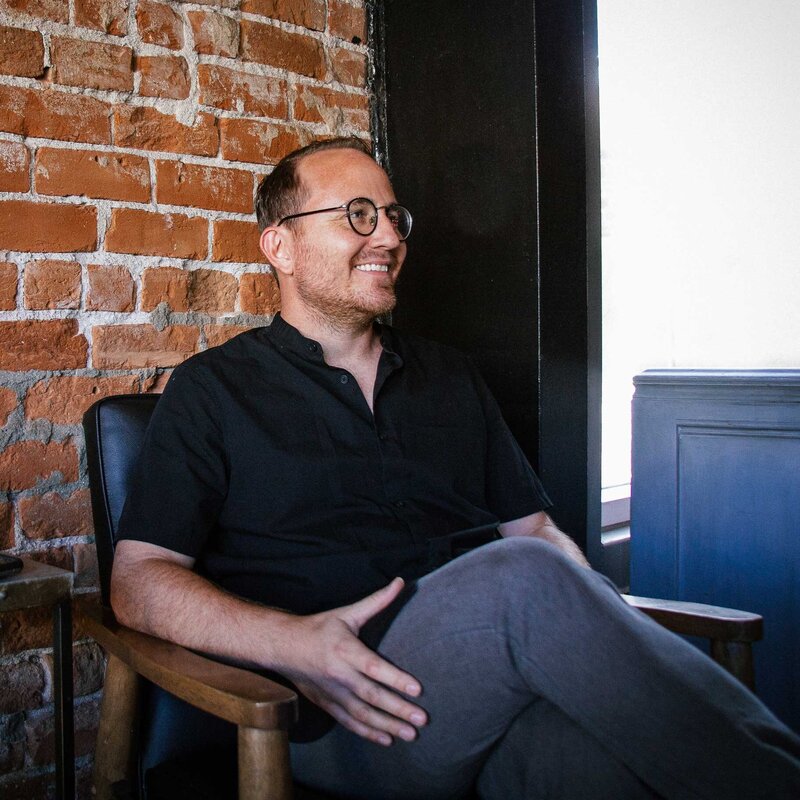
0, 0, 371, 795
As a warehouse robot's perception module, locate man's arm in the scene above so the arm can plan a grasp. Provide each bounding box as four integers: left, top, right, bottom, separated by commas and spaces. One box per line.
111, 539, 428, 746
498, 511, 591, 567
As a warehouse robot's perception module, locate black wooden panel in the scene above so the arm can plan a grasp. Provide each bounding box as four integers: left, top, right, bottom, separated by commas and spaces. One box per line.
382, 0, 540, 465
380, 0, 601, 557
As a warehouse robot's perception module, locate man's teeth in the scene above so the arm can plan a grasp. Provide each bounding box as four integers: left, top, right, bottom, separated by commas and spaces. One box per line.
354, 263, 389, 272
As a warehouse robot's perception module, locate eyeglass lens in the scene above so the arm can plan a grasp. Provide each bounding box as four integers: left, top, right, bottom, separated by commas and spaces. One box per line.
347, 198, 412, 240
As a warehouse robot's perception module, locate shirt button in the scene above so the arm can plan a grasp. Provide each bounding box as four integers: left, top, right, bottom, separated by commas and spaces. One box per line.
340, 374, 349, 384
307, 343, 318, 353
394, 500, 406, 509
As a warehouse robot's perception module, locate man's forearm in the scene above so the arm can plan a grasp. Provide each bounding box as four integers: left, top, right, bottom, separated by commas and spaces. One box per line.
111, 555, 295, 670
525, 522, 590, 567
499, 511, 591, 567
111, 544, 429, 745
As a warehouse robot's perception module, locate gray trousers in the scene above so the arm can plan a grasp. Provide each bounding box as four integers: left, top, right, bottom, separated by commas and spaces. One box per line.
290, 538, 800, 799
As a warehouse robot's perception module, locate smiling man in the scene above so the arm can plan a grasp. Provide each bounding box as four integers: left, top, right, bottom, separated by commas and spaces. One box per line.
111, 138, 800, 799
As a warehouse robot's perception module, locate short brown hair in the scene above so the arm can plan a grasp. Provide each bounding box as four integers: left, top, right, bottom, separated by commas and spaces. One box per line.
254, 137, 371, 231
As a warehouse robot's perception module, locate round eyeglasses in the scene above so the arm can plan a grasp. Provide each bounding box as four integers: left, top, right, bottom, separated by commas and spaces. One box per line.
277, 197, 413, 241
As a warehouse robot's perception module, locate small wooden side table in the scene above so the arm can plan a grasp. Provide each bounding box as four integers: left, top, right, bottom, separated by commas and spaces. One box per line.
0, 558, 74, 800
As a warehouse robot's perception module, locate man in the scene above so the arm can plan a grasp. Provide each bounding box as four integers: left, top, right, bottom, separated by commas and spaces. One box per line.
112, 138, 800, 798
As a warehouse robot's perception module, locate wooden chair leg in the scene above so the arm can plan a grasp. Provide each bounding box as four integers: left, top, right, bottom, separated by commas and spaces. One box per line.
238, 726, 293, 800
93, 653, 141, 800
711, 639, 755, 691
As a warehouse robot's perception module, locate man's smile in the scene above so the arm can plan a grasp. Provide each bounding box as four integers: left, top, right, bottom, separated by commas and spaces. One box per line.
354, 263, 390, 273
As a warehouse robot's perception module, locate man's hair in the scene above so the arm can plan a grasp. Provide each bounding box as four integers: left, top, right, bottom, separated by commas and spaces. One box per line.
254, 137, 372, 232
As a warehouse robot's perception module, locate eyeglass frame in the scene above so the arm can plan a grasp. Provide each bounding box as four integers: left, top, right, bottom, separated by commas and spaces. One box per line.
276, 197, 413, 241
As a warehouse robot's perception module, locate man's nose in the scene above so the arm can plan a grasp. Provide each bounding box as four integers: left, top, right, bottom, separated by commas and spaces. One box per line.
370, 208, 402, 248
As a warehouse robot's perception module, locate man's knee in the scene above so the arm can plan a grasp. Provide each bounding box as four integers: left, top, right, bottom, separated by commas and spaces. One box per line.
456, 536, 581, 584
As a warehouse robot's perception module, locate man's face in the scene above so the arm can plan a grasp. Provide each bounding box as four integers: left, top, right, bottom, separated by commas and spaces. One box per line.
287, 148, 407, 327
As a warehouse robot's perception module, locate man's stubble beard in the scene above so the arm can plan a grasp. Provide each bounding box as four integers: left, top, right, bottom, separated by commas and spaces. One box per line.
293, 239, 398, 330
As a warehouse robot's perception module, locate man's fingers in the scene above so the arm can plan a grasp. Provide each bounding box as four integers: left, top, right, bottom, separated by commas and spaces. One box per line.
343, 577, 405, 629
337, 633, 422, 698
323, 685, 422, 745
350, 673, 428, 730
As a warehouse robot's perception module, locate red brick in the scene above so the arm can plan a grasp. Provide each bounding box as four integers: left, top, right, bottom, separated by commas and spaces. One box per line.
205, 323, 250, 348
0, 201, 97, 253
175, 0, 236, 6
328, 0, 366, 43
86, 263, 135, 311
0, 262, 17, 310
24, 375, 138, 424
138, 55, 190, 100
212, 219, 267, 264
50, 36, 133, 91
18, 489, 93, 541
23, 259, 81, 310
0, 141, 30, 193
156, 160, 253, 214
75, 0, 128, 35
0, 440, 79, 491
92, 324, 199, 368
0, 26, 45, 77
0, 594, 97, 657
0, 0, 68, 22
220, 118, 301, 165
141, 267, 189, 311
26, 550, 75, 583
330, 46, 366, 87
137, 0, 184, 49
26, 694, 100, 765
239, 19, 325, 79
0, 85, 111, 144
140, 369, 172, 392
40, 640, 104, 702
0, 605, 50, 654
240, 0, 325, 31
0, 387, 16, 427
35, 147, 149, 203
0, 319, 88, 371
0, 500, 13, 549
239, 271, 280, 315
198, 64, 287, 118
105, 208, 208, 259
0, 658, 45, 713
293, 85, 369, 129
72, 542, 100, 589
188, 269, 237, 312
114, 106, 218, 157
189, 9, 238, 57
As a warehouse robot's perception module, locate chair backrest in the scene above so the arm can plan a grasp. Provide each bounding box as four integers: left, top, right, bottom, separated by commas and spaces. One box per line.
83, 393, 160, 606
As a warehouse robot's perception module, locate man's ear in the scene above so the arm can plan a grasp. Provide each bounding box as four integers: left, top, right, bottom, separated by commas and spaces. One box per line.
260, 226, 294, 280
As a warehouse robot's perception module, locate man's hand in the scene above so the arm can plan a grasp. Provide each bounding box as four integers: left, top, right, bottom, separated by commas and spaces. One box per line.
277, 578, 428, 747
112, 543, 426, 746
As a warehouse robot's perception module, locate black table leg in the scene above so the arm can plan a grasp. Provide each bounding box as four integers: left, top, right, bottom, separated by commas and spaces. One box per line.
53, 599, 75, 800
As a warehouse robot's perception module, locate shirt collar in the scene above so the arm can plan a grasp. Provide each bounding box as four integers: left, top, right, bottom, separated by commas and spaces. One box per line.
267, 312, 403, 369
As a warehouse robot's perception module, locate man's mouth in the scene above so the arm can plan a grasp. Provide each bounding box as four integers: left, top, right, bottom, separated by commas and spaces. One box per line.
354, 263, 390, 273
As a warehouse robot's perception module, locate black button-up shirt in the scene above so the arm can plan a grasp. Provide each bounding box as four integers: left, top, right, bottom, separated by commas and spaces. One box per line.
118, 314, 550, 614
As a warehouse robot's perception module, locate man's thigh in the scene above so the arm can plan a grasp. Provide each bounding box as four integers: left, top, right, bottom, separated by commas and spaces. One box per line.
291, 538, 598, 798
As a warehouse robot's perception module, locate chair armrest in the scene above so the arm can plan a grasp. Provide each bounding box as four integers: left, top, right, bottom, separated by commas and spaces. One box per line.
623, 594, 763, 643
82, 606, 298, 731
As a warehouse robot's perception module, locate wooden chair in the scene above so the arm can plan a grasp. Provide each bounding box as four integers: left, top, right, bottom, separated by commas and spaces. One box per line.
81, 394, 764, 800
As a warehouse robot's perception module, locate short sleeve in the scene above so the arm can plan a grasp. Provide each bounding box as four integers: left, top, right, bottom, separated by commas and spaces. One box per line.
470, 364, 552, 522
116, 361, 228, 557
